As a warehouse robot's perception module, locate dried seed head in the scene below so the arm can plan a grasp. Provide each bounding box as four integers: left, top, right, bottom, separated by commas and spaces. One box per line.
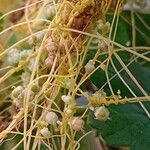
70, 117, 84, 131
61, 95, 73, 104
84, 60, 95, 74
45, 111, 58, 125
94, 106, 110, 121
40, 127, 51, 137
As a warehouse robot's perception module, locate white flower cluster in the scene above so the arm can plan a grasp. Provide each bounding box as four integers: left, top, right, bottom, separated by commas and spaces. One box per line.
7, 48, 33, 66
11, 85, 35, 108
28, 31, 45, 46
8, 47, 36, 88
35, 3, 58, 26
11, 86, 24, 108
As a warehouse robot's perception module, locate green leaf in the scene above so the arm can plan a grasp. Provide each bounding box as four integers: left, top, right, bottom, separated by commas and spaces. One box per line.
88, 102, 150, 150
107, 11, 150, 46
87, 52, 150, 150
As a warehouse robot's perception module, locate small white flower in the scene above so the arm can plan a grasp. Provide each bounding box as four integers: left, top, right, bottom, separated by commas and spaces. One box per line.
61, 95, 72, 104
94, 106, 110, 121
70, 117, 84, 131
125, 41, 131, 47
40, 127, 51, 137
84, 60, 95, 74
11, 86, 24, 99
45, 111, 58, 125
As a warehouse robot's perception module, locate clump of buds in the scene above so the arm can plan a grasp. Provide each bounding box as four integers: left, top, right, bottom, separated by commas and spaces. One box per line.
70, 117, 84, 131
45, 39, 59, 69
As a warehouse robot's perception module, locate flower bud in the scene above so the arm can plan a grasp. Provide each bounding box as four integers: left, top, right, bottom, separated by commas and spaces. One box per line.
40, 127, 51, 137
84, 60, 95, 74
45, 56, 54, 69
61, 95, 72, 104
70, 117, 84, 131
94, 106, 110, 121
45, 111, 58, 125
